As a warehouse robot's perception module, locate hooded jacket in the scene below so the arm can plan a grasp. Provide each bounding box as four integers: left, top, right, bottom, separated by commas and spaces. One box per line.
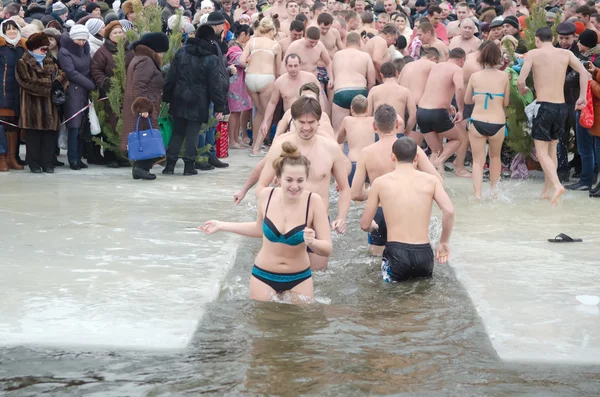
0, 21, 27, 116
162, 36, 226, 122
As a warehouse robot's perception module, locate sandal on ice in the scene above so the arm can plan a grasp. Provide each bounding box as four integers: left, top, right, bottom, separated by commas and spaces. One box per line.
548, 233, 583, 243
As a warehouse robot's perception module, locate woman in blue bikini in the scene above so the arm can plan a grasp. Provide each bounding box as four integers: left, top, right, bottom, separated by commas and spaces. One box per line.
200, 142, 332, 303
464, 41, 510, 199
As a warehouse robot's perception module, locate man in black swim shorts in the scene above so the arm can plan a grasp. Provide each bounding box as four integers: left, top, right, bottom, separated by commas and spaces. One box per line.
360, 137, 455, 282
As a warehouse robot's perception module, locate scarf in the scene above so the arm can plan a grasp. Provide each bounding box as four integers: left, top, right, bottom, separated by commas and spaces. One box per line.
0, 20, 22, 47
29, 51, 45, 67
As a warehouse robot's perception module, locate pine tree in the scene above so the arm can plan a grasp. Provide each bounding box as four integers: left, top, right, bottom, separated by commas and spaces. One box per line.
163, 11, 184, 67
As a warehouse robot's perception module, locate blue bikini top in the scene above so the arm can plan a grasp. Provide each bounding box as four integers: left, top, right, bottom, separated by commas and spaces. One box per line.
262, 188, 312, 246
473, 91, 505, 110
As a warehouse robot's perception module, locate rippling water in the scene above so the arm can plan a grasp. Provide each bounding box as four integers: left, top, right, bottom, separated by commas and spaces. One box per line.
2, 183, 600, 396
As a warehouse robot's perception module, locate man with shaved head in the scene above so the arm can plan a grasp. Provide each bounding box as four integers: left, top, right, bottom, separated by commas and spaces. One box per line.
449, 18, 481, 54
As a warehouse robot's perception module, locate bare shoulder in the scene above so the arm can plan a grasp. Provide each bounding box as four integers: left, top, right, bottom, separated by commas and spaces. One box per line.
321, 134, 343, 151
419, 170, 439, 186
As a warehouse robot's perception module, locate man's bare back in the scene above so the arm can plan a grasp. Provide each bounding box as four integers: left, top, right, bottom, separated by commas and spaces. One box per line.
336, 115, 375, 161
363, 35, 390, 72
425, 39, 449, 61
525, 47, 572, 103
332, 47, 375, 90
398, 58, 436, 105
461, 51, 482, 84
368, 82, 416, 132
419, 62, 463, 109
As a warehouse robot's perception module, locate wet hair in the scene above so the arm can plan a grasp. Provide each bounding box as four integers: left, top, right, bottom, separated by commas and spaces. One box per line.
592, 13, 600, 22
317, 12, 334, 25
392, 136, 417, 163
576, 5, 592, 17
311, 2, 325, 12
299, 82, 320, 96
455, 1, 468, 9
402, 56, 414, 64
346, 31, 361, 45
427, 5, 442, 15
2, 20, 19, 33
422, 47, 440, 60
295, 13, 308, 23
351, 94, 368, 114
449, 47, 466, 60
418, 21, 434, 34
396, 35, 407, 49
536, 27, 553, 42
380, 62, 397, 78
392, 58, 405, 73
286, 0, 298, 6
478, 41, 501, 66
382, 23, 398, 36
290, 20, 305, 32
416, 16, 429, 25
345, 10, 357, 22
273, 141, 311, 178
378, 13, 390, 22
306, 26, 321, 40
478, 39, 493, 51
285, 53, 302, 64
361, 11, 373, 24
234, 22, 254, 38
374, 104, 397, 133
291, 96, 322, 121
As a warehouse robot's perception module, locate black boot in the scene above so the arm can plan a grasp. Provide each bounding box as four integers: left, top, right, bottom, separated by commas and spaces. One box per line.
184, 160, 198, 176
53, 157, 65, 167
209, 156, 229, 168
195, 161, 215, 170
119, 151, 132, 167
77, 160, 88, 169
86, 141, 105, 165
132, 166, 156, 180
162, 158, 177, 175
590, 181, 600, 196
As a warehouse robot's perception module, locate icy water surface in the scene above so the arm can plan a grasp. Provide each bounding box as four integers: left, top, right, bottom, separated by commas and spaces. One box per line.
2, 162, 600, 396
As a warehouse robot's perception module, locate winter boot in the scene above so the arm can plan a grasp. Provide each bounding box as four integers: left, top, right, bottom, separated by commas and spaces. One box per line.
162, 158, 177, 175
6, 131, 24, 170
0, 154, 8, 172
183, 160, 198, 176
132, 166, 156, 180
209, 156, 229, 168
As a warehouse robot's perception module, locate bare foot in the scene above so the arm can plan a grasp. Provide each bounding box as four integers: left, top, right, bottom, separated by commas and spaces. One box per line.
540, 187, 550, 200
550, 185, 565, 207
474, 194, 481, 200
455, 168, 472, 178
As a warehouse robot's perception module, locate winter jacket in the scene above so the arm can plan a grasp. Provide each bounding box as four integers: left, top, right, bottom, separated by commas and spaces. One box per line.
195, 25, 230, 114
16, 52, 68, 130
41, 13, 64, 33
0, 37, 27, 117
88, 34, 104, 57
565, 45, 600, 104
59, 34, 96, 129
589, 64, 600, 137
122, 44, 164, 151
163, 37, 226, 123
90, 38, 134, 96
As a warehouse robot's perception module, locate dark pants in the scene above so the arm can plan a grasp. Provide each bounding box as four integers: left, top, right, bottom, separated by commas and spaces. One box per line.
133, 159, 154, 171
576, 110, 600, 186
26, 129, 57, 169
0, 125, 7, 154
198, 123, 216, 158
557, 104, 575, 177
167, 117, 202, 162
68, 127, 80, 164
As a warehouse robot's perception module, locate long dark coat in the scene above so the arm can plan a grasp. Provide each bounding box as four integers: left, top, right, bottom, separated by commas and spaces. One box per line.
0, 37, 27, 116
15, 52, 68, 131
59, 34, 96, 129
121, 44, 163, 151
163, 37, 225, 123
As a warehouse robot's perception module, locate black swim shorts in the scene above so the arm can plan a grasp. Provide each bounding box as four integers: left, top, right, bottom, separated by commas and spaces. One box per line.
531, 102, 568, 142
416, 108, 455, 134
381, 242, 434, 282
368, 207, 387, 246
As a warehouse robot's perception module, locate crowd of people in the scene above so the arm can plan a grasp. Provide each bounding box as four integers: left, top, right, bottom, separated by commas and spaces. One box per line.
1, 0, 599, 300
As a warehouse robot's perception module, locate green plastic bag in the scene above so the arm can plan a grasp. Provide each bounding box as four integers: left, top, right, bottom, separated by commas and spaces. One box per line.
158, 103, 172, 147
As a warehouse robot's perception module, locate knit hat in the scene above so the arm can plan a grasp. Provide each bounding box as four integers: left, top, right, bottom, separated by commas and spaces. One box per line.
133, 32, 169, 53
104, 20, 122, 39
86, 3, 101, 13
574, 21, 586, 36
579, 29, 598, 48
85, 18, 105, 36
105, 13, 119, 24
168, 14, 184, 31
70, 24, 89, 40
43, 27, 61, 41
119, 19, 134, 31
415, 0, 426, 7
546, 11, 557, 20
21, 23, 42, 38
26, 32, 50, 51
52, 1, 68, 16
205, 11, 226, 26
502, 15, 519, 31
184, 23, 194, 34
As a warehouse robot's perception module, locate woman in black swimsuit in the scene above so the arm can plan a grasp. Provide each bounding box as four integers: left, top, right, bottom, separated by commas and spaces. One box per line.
464, 42, 510, 199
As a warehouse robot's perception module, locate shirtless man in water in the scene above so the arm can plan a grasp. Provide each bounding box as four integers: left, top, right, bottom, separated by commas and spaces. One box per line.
259, 54, 322, 143
331, 31, 375, 131
517, 27, 588, 205
360, 136, 454, 282
362, 23, 398, 82
367, 62, 416, 135
258, 97, 350, 271
351, 105, 442, 256
336, 95, 375, 186
286, 26, 334, 91
417, 48, 472, 178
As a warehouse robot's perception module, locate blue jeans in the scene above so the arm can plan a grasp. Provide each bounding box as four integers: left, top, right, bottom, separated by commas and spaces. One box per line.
197, 103, 216, 158
594, 135, 600, 174
68, 127, 80, 164
0, 126, 6, 154
575, 112, 596, 186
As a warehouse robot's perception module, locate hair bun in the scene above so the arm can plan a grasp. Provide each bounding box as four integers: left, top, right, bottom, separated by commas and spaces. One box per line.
280, 141, 301, 159
272, 13, 279, 20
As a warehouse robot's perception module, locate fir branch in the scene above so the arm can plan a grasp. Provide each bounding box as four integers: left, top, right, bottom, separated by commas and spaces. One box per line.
163, 11, 184, 67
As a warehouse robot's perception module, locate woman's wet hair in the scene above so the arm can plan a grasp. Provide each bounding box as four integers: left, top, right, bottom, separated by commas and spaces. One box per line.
273, 141, 311, 178
234, 22, 254, 38
291, 96, 322, 121
392, 136, 418, 163
478, 40, 501, 67
2, 20, 19, 34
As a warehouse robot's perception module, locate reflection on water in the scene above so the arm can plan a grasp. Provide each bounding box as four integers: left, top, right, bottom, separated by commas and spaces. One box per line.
2, 179, 600, 396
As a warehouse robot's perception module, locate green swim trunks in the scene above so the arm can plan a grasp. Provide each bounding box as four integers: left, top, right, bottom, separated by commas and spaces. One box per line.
332, 88, 369, 110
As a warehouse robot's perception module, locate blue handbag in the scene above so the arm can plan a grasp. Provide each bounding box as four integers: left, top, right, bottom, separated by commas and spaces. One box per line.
127, 116, 166, 161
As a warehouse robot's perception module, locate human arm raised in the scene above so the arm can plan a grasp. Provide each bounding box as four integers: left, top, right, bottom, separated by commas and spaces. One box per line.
201, 189, 268, 238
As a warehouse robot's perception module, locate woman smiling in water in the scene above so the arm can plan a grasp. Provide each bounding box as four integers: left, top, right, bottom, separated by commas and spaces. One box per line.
200, 142, 332, 303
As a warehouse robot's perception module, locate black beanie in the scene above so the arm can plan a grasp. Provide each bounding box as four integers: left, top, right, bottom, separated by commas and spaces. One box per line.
579, 29, 598, 49
86, 3, 101, 13
133, 32, 170, 53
